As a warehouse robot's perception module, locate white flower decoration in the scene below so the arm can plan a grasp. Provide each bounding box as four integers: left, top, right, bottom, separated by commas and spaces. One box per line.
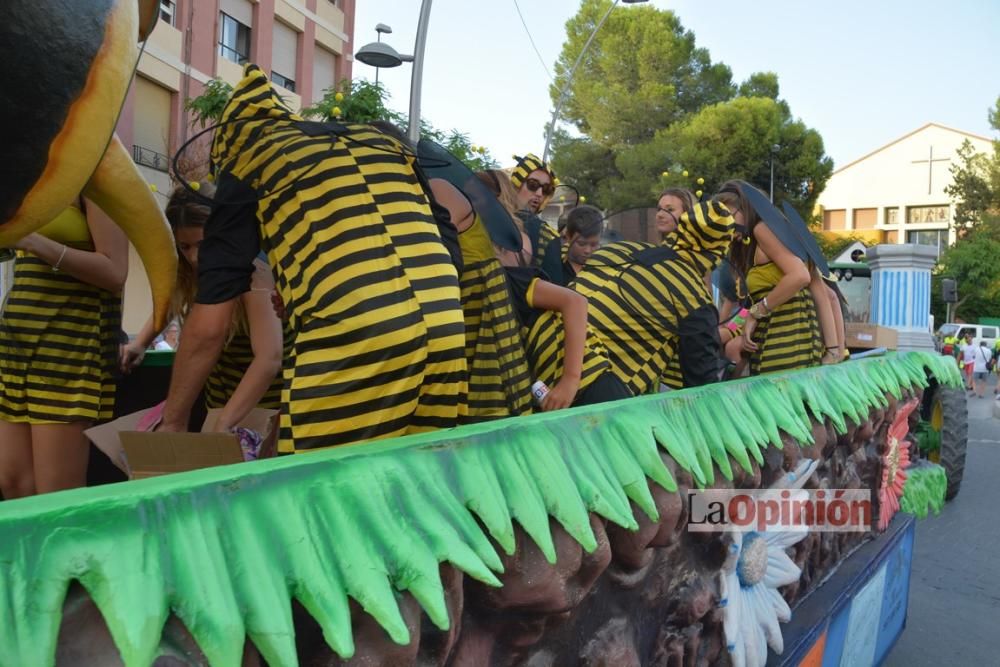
720, 459, 818, 667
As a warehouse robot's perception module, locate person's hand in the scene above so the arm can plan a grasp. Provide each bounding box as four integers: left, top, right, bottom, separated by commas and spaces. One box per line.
718, 325, 734, 344
270, 290, 287, 321
119, 340, 146, 374
541, 377, 580, 411
741, 317, 759, 352
153, 420, 185, 433
822, 347, 840, 365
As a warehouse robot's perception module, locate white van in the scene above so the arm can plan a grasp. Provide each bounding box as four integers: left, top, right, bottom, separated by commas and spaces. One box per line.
936, 323, 999, 349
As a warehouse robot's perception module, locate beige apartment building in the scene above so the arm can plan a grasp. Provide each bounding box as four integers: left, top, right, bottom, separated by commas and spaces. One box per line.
118, 0, 356, 332
816, 123, 993, 257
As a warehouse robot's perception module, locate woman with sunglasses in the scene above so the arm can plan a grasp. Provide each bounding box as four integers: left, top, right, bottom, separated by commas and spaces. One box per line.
717, 180, 839, 375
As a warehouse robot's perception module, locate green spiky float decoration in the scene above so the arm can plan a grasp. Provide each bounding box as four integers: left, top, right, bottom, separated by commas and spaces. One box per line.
0, 352, 959, 665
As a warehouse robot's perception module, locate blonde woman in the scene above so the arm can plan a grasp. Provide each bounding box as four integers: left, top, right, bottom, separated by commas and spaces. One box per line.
121, 182, 284, 432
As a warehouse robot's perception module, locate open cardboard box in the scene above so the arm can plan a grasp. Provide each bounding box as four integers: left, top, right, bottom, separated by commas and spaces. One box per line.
86, 408, 278, 480
845, 323, 899, 350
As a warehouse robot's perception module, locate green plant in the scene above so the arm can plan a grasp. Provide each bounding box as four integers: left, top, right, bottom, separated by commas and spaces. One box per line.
183, 78, 234, 128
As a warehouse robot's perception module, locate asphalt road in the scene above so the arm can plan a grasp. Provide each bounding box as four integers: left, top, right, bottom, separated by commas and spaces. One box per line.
886, 378, 1000, 666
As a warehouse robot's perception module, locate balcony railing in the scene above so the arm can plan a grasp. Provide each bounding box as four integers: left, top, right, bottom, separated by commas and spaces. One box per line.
132, 144, 170, 173
219, 44, 248, 65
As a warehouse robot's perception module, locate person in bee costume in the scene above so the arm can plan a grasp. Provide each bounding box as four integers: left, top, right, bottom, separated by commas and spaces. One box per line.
510, 153, 561, 269
572, 199, 736, 395
157, 65, 467, 450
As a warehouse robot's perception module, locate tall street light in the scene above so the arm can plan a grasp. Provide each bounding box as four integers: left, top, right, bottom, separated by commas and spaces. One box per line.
355, 1, 433, 144
769, 143, 781, 202
542, 0, 649, 163
374, 23, 392, 85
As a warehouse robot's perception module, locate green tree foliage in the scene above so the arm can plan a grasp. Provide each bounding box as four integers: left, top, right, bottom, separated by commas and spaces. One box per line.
549, 1, 832, 216
936, 216, 1000, 321
936, 95, 1000, 321
738, 72, 780, 100
188, 77, 498, 172
553, 0, 734, 147
183, 78, 234, 127
302, 79, 499, 171
943, 139, 999, 231
301, 79, 404, 125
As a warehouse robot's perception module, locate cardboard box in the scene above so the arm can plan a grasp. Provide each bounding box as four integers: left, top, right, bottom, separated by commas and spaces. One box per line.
86, 408, 278, 480
845, 323, 898, 350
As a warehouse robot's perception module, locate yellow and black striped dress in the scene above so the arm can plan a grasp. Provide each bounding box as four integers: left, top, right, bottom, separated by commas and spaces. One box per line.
204, 330, 283, 411
458, 214, 533, 421
0, 207, 121, 423
505, 269, 612, 399
517, 211, 560, 270
659, 233, 684, 391
746, 262, 822, 375
572, 202, 733, 395
212, 65, 467, 451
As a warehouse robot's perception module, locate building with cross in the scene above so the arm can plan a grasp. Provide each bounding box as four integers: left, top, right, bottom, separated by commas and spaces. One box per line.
815, 123, 993, 256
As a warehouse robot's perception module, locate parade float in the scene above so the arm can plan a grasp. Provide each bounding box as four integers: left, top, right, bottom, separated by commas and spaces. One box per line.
0, 352, 959, 666
0, 2, 958, 665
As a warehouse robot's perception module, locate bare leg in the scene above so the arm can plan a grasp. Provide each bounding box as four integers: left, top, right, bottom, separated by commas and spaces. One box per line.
0, 420, 36, 498
30, 422, 91, 495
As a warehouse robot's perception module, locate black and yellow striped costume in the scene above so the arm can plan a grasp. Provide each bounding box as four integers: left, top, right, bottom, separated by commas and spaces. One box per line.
204, 330, 283, 411
206, 65, 466, 451
658, 232, 684, 391
572, 201, 734, 395
517, 211, 560, 271
458, 214, 533, 421
746, 262, 822, 374
505, 268, 613, 400
0, 206, 120, 423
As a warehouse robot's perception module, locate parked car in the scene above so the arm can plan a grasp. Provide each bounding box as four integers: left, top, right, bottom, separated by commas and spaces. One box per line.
935, 322, 998, 349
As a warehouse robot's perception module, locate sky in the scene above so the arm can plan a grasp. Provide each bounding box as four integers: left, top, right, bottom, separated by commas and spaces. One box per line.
351, 0, 999, 171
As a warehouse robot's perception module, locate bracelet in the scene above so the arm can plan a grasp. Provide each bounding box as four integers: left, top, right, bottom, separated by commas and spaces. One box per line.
762, 297, 771, 314
52, 244, 68, 272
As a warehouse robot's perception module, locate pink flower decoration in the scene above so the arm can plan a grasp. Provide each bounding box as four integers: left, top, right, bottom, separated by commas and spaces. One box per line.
878, 399, 918, 531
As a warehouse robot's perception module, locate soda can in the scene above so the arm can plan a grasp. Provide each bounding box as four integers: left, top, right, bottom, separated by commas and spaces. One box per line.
531, 380, 549, 405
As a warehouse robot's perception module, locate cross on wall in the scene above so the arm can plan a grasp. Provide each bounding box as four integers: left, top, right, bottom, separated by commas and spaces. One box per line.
911, 146, 950, 195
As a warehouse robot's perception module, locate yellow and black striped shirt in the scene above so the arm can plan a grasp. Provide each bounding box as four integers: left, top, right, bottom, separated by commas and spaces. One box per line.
458, 214, 533, 421
572, 201, 734, 395
505, 267, 611, 398
202, 64, 467, 451
746, 262, 822, 375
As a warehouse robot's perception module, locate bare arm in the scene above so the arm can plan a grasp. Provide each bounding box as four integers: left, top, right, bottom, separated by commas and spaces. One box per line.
14, 201, 129, 292
530, 280, 587, 411
120, 315, 159, 373
741, 224, 811, 352
158, 300, 235, 431
213, 264, 284, 431
428, 178, 474, 232
807, 269, 840, 363
752, 223, 811, 309
827, 286, 846, 353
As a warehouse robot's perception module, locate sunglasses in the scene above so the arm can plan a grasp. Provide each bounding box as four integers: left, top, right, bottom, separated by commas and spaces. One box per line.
524, 177, 555, 197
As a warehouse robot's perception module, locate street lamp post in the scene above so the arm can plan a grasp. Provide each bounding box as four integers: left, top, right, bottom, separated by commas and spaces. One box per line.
769, 143, 781, 202
541, 0, 648, 163
374, 23, 392, 85
354, 1, 433, 144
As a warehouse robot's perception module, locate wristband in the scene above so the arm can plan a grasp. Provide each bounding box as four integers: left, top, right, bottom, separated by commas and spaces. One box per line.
725, 308, 750, 333
52, 244, 68, 272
